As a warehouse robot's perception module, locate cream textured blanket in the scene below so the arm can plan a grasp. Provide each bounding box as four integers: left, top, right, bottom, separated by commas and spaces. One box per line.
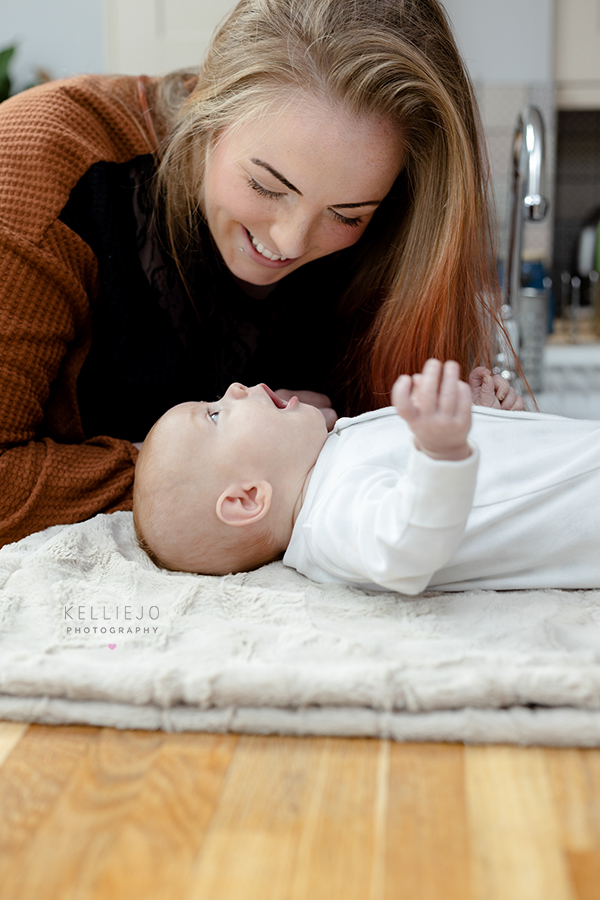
1, 511, 599, 746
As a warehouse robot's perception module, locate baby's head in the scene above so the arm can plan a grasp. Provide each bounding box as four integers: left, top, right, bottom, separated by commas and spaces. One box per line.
133, 383, 328, 574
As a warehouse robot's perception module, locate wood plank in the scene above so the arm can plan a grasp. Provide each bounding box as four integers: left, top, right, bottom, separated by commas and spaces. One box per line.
545, 749, 600, 852
0, 724, 99, 866
185, 734, 326, 900
184, 734, 384, 900
383, 742, 471, 900
580, 750, 600, 844
0, 725, 237, 900
289, 736, 384, 900
0, 721, 29, 768
369, 738, 390, 900
466, 745, 576, 900
567, 850, 600, 900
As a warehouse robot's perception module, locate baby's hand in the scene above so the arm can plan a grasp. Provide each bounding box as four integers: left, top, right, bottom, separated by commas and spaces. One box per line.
392, 359, 472, 461
469, 367, 525, 410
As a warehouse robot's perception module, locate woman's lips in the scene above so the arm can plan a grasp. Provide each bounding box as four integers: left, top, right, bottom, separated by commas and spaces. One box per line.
242, 227, 298, 269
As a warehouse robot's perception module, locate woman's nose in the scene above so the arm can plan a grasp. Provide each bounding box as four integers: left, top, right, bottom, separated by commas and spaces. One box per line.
270, 210, 314, 260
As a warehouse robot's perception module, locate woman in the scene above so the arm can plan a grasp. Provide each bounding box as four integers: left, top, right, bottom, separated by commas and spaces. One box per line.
0, 0, 503, 547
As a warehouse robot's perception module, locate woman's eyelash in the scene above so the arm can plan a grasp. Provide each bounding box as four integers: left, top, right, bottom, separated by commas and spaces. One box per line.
248, 177, 282, 200
331, 210, 363, 228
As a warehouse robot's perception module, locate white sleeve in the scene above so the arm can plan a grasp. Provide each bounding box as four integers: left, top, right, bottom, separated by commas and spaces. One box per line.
291, 442, 479, 595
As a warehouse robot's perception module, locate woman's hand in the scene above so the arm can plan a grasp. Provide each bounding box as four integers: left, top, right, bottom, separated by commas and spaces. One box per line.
392, 359, 472, 461
275, 389, 338, 431
469, 367, 525, 410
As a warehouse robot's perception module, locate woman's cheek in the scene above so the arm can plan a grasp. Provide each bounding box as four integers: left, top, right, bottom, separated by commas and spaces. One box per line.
324, 222, 369, 253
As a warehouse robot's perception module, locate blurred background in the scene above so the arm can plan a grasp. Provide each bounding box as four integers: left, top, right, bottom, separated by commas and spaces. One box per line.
2, 0, 600, 415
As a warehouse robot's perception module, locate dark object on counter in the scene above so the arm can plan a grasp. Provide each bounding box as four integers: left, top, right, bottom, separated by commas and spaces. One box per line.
573, 207, 600, 308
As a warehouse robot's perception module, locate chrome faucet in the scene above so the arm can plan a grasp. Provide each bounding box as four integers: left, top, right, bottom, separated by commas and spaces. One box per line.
501, 106, 548, 391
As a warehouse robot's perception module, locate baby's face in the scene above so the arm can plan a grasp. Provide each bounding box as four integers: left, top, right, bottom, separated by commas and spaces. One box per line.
159, 383, 329, 491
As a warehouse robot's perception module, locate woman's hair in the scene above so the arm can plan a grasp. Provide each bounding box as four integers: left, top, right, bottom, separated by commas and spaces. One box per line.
154, 0, 509, 409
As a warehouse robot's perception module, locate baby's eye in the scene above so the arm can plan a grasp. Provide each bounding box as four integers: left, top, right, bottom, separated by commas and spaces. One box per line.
208, 409, 219, 424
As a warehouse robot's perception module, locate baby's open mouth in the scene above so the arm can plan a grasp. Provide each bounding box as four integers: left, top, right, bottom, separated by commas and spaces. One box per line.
260, 384, 288, 408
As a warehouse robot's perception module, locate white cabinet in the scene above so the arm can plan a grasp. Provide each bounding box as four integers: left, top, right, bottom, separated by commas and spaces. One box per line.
555, 0, 600, 108
105, 0, 236, 75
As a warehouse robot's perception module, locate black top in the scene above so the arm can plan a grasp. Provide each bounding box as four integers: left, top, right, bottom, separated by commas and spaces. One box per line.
59, 153, 358, 443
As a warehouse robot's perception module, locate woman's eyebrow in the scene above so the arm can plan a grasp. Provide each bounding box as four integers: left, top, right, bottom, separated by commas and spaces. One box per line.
250, 158, 381, 209
331, 200, 381, 209
251, 158, 301, 194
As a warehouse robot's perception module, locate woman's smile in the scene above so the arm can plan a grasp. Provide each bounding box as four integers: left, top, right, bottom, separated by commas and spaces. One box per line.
241, 226, 296, 268
248, 229, 288, 262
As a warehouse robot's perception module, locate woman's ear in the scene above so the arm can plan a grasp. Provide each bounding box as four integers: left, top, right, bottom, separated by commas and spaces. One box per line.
215, 481, 273, 526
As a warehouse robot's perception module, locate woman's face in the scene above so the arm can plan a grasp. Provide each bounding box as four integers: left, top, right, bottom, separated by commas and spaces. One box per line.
201, 96, 405, 286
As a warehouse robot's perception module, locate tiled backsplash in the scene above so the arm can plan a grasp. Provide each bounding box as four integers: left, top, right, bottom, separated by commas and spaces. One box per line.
538, 343, 600, 419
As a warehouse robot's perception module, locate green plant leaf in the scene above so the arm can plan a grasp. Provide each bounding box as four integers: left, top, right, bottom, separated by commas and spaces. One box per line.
0, 46, 16, 103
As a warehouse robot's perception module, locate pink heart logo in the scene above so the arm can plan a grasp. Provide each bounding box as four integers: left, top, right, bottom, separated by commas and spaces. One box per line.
108, 644, 116, 650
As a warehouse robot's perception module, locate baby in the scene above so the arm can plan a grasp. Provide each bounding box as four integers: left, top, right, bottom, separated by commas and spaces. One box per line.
133, 362, 600, 594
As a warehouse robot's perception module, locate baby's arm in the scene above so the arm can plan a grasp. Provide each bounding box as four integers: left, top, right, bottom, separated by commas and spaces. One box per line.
469, 367, 525, 410
392, 359, 472, 461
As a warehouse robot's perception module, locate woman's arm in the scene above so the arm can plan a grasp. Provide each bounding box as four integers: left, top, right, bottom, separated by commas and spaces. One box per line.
0, 75, 161, 547
0, 219, 138, 547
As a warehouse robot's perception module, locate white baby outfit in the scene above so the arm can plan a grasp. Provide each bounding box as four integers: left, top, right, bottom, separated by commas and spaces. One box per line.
283, 406, 600, 594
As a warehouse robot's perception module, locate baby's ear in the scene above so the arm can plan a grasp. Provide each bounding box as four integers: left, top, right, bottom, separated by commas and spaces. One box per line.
215, 481, 272, 526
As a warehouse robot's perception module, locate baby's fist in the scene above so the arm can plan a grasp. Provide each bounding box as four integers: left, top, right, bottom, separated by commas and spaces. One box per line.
469, 367, 525, 411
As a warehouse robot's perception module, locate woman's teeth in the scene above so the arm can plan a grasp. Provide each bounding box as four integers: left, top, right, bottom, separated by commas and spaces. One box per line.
250, 233, 288, 261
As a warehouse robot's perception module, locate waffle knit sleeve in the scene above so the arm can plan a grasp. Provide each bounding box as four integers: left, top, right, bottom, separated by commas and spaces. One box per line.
0, 76, 154, 547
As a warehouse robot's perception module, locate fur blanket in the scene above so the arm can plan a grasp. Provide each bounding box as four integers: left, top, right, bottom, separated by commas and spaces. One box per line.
0, 511, 599, 745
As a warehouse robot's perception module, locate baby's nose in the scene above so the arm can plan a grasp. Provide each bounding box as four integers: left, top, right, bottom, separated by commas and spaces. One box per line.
226, 382, 248, 399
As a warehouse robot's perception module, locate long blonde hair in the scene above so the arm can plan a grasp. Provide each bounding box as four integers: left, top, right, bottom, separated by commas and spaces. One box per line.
154, 0, 506, 410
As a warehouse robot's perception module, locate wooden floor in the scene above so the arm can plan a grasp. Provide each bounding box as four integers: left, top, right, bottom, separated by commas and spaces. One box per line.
1, 722, 600, 899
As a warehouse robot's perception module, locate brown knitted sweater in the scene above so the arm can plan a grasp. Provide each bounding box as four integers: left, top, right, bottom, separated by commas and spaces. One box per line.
0, 75, 162, 546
